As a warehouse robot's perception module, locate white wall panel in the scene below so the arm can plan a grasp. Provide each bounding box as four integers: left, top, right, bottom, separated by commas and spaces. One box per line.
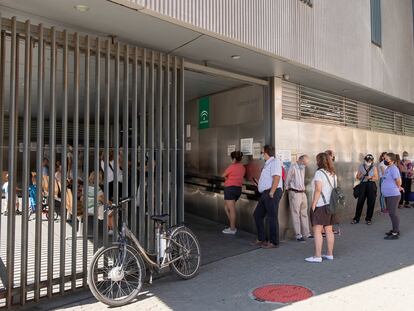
126, 0, 414, 104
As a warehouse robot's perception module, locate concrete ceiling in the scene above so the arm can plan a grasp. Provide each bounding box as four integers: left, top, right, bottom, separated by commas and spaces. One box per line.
0, 0, 412, 114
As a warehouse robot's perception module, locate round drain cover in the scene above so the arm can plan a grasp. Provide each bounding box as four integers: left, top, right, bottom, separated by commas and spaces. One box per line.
252, 284, 313, 304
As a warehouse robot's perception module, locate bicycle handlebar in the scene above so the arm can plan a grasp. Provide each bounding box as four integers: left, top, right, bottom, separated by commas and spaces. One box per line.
105, 196, 133, 211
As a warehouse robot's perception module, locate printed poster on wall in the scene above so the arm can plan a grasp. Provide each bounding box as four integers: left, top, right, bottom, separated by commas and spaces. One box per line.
276, 149, 292, 170
253, 142, 261, 159
240, 138, 253, 156
227, 144, 236, 156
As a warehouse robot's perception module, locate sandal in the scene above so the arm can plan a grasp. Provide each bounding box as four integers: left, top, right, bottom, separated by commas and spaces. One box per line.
350, 220, 359, 224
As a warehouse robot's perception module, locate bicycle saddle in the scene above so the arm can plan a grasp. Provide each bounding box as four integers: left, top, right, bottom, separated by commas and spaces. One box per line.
151, 214, 169, 223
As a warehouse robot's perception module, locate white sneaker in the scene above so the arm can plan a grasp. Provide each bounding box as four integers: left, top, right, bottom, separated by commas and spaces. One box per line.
222, 228, 237, 235
305, 256, 322, 263
322, 255, 334, 260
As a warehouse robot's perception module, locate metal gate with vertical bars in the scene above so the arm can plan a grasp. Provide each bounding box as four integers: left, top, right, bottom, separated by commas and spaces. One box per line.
0, 15, 184, 307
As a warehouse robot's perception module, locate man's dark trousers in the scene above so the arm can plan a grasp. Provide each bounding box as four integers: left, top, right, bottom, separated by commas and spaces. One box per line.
253, 188, 283, 245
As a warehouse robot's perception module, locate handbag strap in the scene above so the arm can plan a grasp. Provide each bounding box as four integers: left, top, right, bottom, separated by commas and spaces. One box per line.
360, 165, 373, 181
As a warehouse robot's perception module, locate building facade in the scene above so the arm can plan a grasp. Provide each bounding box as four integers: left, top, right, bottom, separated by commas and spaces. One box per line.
0, 0, 413, 307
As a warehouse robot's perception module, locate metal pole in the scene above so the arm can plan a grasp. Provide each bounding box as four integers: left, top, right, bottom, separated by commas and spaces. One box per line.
162, 55, 170, 217
47, 26, 57, 298
93, 38, 100, 253
138, 49, 146, 244
59, 29, 68, 294
177, 59, 185, 223
131, 47, 138, 236
0, 18, 4, 250
147, 51, 155, 250
6, 16, 17, 307
103, 39, 110, 247
34, 23, 44, 302
122, 44, 129, 223
71, 32, 80, 290
113, 42, 120, 240
155, 52, 163, 215
170, 57, 177, 226
20, 19, 32, 305
83, 35, 90, 288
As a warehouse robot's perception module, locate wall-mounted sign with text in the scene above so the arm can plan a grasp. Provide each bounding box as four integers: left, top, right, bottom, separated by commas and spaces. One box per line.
198, 97, 210, 129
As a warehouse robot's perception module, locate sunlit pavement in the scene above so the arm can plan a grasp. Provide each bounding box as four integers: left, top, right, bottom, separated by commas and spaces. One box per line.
15, 208, 414, 311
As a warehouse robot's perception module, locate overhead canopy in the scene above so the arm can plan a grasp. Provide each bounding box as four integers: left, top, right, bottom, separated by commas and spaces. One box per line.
0, 0, 413, 113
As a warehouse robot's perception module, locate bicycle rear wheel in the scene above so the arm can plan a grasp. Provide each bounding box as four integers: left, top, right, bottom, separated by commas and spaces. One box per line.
88, 243, 146, 307
169, 227, 201, 279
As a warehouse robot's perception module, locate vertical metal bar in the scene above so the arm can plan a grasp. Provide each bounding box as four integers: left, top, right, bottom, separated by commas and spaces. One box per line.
6, 16, 17, 307
71, 32, 80, 290
139, 49, 146, 244
131, 47, 138, 236
155, 52, 163, 215
103, 39, 110, 247
147, 51, 155, 249
122, 45, 129, 219
34, 23, 44, 302
162, 55, 170, 216
47, 26, 57, 298
170, 57, 177, 226
83, 35, 90, 287
93, 38, 100, 253
264, 79, 274, 145
59, 30, 68, 294
177, 59, 185, 223
20, 19, 31, 305
113, 42, 120, 240
0, 18, 4, 246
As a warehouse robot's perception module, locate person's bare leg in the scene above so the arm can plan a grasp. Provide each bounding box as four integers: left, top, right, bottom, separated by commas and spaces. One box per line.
227, 200, 237, 230
324, 225, 335, 256
313, 225, 323, 258
224, 201, 230, 226
108, 213, 113, 230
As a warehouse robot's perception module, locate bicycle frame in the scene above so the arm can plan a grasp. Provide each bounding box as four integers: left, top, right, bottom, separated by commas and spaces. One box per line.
119, 222, 191, 271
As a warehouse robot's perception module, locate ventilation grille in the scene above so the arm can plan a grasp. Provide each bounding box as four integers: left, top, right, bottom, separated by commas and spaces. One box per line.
282, 81, 414, 137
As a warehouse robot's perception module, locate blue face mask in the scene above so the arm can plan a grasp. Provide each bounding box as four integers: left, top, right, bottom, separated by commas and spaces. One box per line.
299, 164, 306, 170
259, 154, 264, 161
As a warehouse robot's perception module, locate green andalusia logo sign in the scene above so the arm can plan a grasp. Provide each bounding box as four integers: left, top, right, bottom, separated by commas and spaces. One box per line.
198, 97, 210, 129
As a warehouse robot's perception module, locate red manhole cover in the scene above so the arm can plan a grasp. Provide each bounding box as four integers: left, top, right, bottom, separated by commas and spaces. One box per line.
252, 284, 313, 304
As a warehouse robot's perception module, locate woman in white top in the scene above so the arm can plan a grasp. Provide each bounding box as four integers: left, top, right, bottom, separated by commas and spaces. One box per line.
306, 152, 338, 263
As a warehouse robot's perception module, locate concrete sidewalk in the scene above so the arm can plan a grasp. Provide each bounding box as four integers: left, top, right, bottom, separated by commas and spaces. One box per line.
15, 208, 414, 311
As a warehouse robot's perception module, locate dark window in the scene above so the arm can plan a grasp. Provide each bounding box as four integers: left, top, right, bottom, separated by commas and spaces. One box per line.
371, 0, 382, 46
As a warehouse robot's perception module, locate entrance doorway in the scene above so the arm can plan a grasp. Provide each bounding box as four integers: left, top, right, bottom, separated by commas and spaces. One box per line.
182, 69, 270, 263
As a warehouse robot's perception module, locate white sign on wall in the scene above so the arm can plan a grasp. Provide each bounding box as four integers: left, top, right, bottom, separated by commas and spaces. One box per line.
240, 138, 254, 155
227, 144, 236, 156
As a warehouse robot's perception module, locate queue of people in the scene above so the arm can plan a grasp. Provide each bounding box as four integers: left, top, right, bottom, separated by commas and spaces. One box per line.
0, 147, 127, 236
221, 146, 413, 262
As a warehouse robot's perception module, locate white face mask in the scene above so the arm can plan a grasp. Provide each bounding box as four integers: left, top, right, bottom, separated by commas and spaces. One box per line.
365, 161, 371, 166
403, 156, 408, 161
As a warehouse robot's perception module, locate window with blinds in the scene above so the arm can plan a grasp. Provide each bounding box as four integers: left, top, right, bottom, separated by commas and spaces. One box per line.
282, 81, 414, 137
371, 0, 382, 46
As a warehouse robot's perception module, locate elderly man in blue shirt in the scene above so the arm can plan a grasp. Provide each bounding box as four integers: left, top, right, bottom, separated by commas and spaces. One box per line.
253, 145, 284, 248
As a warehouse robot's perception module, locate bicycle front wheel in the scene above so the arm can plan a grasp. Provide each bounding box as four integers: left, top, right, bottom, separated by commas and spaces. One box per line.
88, 244, 146, 307
169, 227, 201, 279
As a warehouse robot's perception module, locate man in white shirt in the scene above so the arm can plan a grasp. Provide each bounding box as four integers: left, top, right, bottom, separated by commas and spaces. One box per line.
286, 154, 311, 242
253, 145, 283, 248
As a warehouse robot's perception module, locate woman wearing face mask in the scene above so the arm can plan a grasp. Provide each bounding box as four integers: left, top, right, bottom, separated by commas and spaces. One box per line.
351, 154, 379, 225
222, 151, 245, 234
400, 151, 413, 208
382, 153, 404, 239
